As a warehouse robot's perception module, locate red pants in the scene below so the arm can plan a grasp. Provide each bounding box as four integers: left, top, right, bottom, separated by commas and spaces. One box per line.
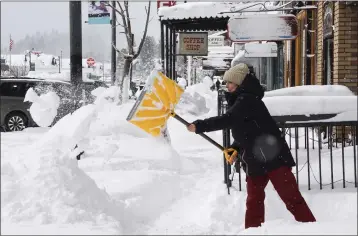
245, 166, 316, 229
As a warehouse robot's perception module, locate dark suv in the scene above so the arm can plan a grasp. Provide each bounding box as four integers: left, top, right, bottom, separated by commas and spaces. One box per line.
0, 77, 108, 131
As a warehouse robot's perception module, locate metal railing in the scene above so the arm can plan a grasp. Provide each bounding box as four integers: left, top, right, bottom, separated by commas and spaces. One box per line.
218, 90, 358, 191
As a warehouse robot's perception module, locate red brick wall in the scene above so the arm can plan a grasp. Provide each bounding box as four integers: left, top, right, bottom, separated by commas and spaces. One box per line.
333, 2, 358, 94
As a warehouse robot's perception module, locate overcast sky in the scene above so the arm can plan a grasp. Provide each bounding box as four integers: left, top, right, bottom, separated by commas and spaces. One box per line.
1, 1, 160, 50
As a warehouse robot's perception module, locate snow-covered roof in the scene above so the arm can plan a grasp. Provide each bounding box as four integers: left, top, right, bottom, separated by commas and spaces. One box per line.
209, 31, 227, 37
158, 2, 277, 21
201, 46, 234, 70
202, 59, 229, 70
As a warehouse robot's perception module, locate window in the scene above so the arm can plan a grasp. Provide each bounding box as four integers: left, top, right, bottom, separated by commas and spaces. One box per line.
0, 82, 29, 97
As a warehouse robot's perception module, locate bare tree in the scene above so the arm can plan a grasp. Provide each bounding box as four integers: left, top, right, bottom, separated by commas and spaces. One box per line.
4, 65, 29, 77
107, 1, 151, 102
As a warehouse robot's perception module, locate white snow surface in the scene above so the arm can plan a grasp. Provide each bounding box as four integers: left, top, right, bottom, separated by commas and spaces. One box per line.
264, 85, 355, 97
177, 77, 187, 89
24, 88, 60, 127
263, 85, 357, 120
1, 82, 357, 235
264, 96, 357, 117
158, 2, 277, 20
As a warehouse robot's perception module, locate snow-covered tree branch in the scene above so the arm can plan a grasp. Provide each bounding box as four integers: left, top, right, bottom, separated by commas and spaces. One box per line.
106, 1, 151, 104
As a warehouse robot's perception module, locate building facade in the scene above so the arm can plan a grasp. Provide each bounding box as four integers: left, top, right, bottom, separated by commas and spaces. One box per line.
284, 1, 358, 94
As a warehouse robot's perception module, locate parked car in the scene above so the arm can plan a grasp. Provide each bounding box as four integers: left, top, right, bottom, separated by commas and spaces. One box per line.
0, 77, 108, 131
1, 58, 10, 72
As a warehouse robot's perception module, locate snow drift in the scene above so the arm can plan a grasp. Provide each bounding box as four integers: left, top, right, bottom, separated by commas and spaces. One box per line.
1, 101, 124, 233
24, 87, 60, 127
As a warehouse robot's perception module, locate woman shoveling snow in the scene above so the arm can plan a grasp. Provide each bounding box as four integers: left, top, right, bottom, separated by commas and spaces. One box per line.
187, 63, 316, 229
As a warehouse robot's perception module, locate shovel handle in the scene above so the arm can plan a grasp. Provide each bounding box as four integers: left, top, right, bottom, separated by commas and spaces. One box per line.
173, 114, 225, 151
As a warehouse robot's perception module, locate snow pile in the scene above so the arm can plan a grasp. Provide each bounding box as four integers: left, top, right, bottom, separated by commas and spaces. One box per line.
24, 87, 60, 127
2, 84, 193, 233
87, 86, 186, 172
1, 102, 123, 233
176, 77, 217, 116
264, 96, 357, 116
265, 85, 355, 97
263, 85, 357, 121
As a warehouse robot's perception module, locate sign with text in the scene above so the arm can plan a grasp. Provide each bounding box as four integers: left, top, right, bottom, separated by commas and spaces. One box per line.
178, 32, 208, 56
88, 1, 110, 25
228, 14, 298, 42
244, 42, 278, 57
208, 36, 225, 47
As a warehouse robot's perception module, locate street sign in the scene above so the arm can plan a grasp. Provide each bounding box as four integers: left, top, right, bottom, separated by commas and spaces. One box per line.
87, 57, 96, 67
228, 14, 298, 42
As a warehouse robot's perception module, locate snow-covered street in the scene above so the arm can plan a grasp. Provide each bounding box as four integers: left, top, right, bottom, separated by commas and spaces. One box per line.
1, 83, 357, 235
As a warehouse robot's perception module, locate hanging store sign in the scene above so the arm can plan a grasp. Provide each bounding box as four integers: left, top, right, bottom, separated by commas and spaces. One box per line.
208, 36, 225, 47
244, 42, 278, 58
178, 32, 208, 56
88, 1, 111, 25
228, 14, 298, 42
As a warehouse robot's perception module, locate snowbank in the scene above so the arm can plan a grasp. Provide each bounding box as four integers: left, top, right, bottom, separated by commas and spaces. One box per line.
24, 88, 60, 127
1, 84, 193, 233
1, 99, 123, 233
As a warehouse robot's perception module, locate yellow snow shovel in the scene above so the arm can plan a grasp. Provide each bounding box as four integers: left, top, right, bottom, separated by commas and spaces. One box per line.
126, 70, 237, 165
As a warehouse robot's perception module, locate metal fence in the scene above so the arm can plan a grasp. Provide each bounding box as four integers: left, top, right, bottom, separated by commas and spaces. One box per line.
217, 90, 358, 191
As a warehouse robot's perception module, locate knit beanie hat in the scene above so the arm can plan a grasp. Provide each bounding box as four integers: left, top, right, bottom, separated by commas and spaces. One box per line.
223, 63, 250, 86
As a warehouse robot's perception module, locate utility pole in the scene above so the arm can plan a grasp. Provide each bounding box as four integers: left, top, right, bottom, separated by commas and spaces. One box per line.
58, 55, 61, 73
69, 1, 83, 86
129, 33, 134, 84
111, 1, 116, 85
69, 1, 83, 112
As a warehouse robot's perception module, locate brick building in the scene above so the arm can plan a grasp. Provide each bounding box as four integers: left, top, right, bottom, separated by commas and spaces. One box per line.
284, 1, 358, 94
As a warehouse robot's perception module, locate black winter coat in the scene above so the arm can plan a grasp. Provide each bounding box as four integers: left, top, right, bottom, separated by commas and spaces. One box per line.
193, 74, 296, 176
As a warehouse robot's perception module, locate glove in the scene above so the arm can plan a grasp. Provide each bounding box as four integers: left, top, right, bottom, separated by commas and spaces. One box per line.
223, 148, 238, 165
